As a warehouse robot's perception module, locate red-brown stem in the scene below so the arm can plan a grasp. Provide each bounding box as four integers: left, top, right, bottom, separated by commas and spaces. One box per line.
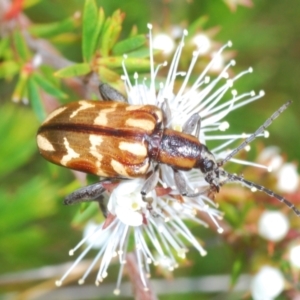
126, 253, 158, 300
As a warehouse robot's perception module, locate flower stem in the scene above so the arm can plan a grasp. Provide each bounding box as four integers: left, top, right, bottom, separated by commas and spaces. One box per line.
126, 252, 158, 300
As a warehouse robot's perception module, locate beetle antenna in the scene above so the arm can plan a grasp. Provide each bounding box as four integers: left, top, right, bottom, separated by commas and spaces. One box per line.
218, 101, 292, 167
224, 171, 300, 216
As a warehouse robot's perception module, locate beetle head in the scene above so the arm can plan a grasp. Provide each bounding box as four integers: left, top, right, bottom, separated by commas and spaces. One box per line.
197, 145, 223, 192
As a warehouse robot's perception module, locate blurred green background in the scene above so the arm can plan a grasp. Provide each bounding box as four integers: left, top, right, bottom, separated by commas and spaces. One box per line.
0, 0, 299, 299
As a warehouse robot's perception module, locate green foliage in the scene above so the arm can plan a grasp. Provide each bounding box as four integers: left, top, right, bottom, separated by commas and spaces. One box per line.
54, 62, 91, 78
28, 76, 47, 122
0, 0, 299, 299
0, 104, 38, 177
29, 15, 80, 38
82, 0, 103, 62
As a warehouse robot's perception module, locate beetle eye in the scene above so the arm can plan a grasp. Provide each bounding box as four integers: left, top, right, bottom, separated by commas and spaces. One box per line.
205, 160, 214, 171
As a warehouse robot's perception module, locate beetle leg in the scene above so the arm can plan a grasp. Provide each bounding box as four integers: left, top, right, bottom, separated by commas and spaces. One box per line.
173, 169, 190, 196
161, 98, 172, 127
141, 165, 160, 215
141, 165, 160, 197
64, 181, 109, 217
182, 113, 201, 137
98, 83, 127, 102
174, 169, 206, 197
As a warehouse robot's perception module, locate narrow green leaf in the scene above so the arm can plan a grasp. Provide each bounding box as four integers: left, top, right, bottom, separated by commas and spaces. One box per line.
98, 66, 121, 83
230, 253, 244, 287
0, 104, 38, 178
129, 25, 138, 38
112, 35, 147, 55
0, 36, 10, 57
82, 0, 102, 62
187, 16, 209, 37
28, 77, 47, 122
13, 31, 30, 61
0, 60, 20, 79
72, 202, 101, 226
23, 0, 42, 8
12, 71, 28, 102
120, 57, 150, 72
98, 56, 123, 68
126, 47, 152, 58
107, 10, 124, 50
100, 22, 114, 57
33, 73, 67, 99
96, 7, 105, 47
29, 16, 79, 38
54, 63, 91, 78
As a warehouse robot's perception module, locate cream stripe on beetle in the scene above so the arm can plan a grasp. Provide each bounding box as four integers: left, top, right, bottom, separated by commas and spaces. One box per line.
125, 118, 155, 130
37, 135, 55, 151
60, 137, 80, 166
94, 107, 117, 126
111, 159, 129, 177
125, 105, 144, 111
43, 106, 67, 124
89, 135, 104, 162
119, 141, 147, 156
70, 101, 95, 119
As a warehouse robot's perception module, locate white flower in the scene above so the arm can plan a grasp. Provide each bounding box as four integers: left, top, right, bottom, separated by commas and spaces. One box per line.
250, 266, 285, 300
258, 211, 290, 242
83, 221, 110, 249
258, 146, 283, 172
258, 147, 299, 192
108, 179, 147, 227
153, 33, 175, 55
57, 24, 268, 292
289, 245, 300, 268
192, 33, 211, 54
277, 163, 299, 193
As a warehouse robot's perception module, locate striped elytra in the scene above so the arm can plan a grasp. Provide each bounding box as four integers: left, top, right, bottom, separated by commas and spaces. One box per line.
37, 100, 204, 178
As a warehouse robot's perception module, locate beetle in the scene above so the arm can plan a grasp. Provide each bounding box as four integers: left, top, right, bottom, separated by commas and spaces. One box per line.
37, 83, 300, 217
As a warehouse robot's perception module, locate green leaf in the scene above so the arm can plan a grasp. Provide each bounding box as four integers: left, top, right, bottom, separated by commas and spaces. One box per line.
0, 60, 20, 79
120, 57, 150, 72
12, 71, 28, 102
0, 104, 38, 178
108, 10, 124, 49
187, 16, 209, 37
0, 36, 10, 57
230, 252, 244, 288
54, 63, 91, 78
13, 31, 30, 61
126, 47, 153, 58
28, 77, 47, 122
112, 34, 147, 55
98, 56, 123, 68
98, 66, 122, 83
23, 0, 42, 8
100, 21, 114, 57
29, 16, 79, 38
82, 0, 103, 62
72, 202, 101, 226
33, 73, 67, 99
0, 177, 57, 231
